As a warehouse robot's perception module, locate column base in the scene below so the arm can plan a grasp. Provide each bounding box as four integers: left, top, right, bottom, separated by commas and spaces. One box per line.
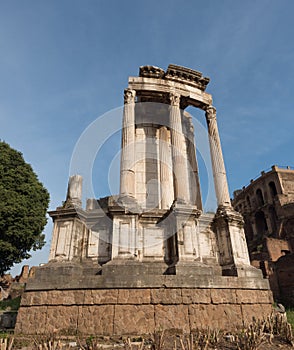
213, 205, 253, 274
101, 260, 173, 276
222, 264, 264, 278
116, 195, 141, 213
175, 261, 222, 276
171, 200, 201, 217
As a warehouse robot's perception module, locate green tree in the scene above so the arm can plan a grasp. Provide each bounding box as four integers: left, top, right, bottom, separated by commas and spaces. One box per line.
0, 141, 49, 275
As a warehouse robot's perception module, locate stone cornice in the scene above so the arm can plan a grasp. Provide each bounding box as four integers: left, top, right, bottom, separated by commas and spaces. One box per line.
165, 64, 210, 91
139, 64, 210, 91
139, 65, 165, 79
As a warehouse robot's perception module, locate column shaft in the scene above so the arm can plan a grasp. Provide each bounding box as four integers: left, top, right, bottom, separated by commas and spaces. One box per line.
159, 126, 173, 209
66, 175, 83, 208
205, 106, 231, 206
185, 114, 202, 210
120, 89, 136, 198
169, 93, 190, 204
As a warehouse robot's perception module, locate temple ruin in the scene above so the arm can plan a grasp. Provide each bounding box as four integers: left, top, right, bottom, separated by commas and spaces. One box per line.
15, 64, 273, 335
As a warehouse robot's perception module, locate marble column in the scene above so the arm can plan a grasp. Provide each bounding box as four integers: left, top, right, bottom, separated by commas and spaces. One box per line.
159, 126, 173, 209
169, 93, 190, 204
205, 106, 231, 207
120, 88, 136, 198
65, 175, 83, 208
185, 114, 203, 210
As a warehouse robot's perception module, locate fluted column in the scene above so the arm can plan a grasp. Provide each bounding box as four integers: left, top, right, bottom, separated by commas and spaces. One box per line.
185, 114, 202, 210
159, 126, 173, 209
205, 106, 231, 207
119, 88, 136, 198
169, 93, 190, 203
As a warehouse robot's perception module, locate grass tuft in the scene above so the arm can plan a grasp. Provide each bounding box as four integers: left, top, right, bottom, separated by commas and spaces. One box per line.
287, 309, 294, 329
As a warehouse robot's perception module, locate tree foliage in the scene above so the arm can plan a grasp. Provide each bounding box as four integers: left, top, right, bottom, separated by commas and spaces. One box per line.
0, 141, 49, 275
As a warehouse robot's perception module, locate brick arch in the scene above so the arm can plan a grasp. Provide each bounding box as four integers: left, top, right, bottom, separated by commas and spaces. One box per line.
255, 210, 268, 234
256, 188, 264, 206
269, 181, 278, 198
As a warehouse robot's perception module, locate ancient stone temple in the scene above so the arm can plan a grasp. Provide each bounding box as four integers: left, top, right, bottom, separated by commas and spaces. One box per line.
15, 65, 273, 335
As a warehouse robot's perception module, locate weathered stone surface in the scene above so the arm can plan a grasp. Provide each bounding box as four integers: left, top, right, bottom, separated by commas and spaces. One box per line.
117, 289, 150, 304
114, 305, 155, 334
241, 303, 273, 324
84, 289, 118, 304
151, 288, 182, 304
24, 268, 271, 291
19, 292, 34, 306
15, 306, 47, 334
78, 305, 114, 335
46, 306, 79, 334
47, 290, 85, 305
155, 305, 190, 333
236, 290, 273, 304
15, 289, 274, 335
64, 175, 83, 209
189, 304, 242, 330
182, 288, 211, 304
211, 289, 237, 304
28, 291, 46, 306
21, 290, 86, 306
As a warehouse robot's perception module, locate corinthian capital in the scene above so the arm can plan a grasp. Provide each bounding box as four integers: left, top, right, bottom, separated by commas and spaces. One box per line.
205, 105, 216, 120
170, 92, 181, 107
124, 89, 136, 104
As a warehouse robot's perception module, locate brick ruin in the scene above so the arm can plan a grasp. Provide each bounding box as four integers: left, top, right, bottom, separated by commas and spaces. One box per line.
15, 65, 273, 335
232, 166, 294, 306
0, 265, 31, 329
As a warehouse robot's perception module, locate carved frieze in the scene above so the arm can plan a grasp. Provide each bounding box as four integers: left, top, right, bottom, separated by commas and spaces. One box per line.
139, 65, 165, 79
139, 64, 210, 91
165, 64, 210, 91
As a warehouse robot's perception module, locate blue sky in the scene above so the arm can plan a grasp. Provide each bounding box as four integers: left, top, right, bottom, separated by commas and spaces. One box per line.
1, 0, 294, 275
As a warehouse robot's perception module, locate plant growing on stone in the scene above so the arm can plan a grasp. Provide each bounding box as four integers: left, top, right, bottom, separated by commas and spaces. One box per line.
153, 331, 165, 350
124, 337, 145, 350
286, 309, 294, 329
191, 329, 209, 350
264, 312, 294, 347
207, 328, 222, 347
235, 322, 265, 350
35, 338, 73, 350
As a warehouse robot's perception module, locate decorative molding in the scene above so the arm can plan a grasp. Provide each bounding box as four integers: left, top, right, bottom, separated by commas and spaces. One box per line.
139, 64, 210, 91
139, 65, 165, 79
169, 92, 181, 107
205, 105, 217, 121
124, 88, 136, 104
165, 64, 210, 91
